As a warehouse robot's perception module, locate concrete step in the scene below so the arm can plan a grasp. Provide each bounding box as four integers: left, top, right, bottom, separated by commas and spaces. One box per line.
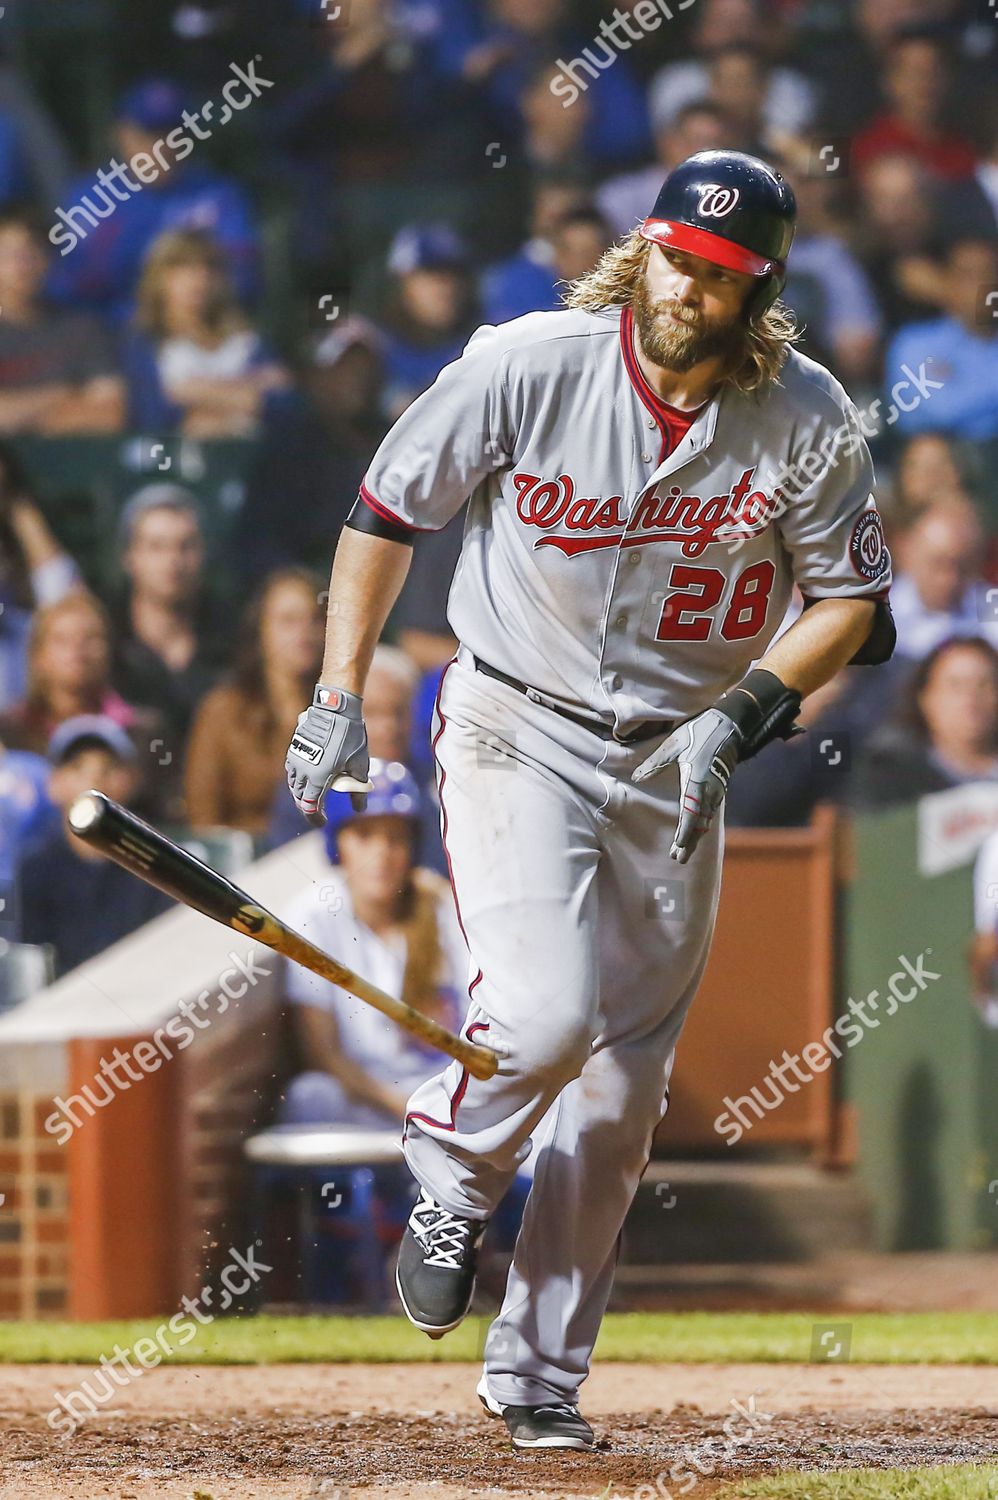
621, 1160, 872, 1267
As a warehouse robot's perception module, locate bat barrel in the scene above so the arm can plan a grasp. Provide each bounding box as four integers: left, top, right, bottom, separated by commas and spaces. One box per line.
68, 790, 260, 931
68, 791, 502, 1080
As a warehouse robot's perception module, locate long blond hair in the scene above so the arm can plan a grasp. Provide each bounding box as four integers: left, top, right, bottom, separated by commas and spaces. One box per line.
27, 591, 110, 717
399, 868, 451, 1023
135, 228, 247, 342
562, 229, 800, 396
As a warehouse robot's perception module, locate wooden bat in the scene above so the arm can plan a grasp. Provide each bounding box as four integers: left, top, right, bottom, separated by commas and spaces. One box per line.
67, 791, 499, 1081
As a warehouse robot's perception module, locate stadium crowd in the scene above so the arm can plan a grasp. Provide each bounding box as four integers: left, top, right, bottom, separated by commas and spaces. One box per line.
1, 0, 998, 985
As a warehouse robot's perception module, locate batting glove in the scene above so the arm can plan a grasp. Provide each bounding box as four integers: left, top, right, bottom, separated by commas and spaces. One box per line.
285, 684, 372, 820
632, 669, 803, 864
633, 708, 741, 864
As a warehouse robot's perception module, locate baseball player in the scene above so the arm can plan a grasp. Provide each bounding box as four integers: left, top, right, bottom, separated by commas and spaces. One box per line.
285, 151, 895, 1450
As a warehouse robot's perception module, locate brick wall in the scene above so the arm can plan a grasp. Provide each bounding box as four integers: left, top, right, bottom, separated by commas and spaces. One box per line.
0, 1092, 70, 1318
179, 989, 284, 1297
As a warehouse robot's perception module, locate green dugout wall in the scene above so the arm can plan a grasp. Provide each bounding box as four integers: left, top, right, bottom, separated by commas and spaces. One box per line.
844, 803, 998, 1251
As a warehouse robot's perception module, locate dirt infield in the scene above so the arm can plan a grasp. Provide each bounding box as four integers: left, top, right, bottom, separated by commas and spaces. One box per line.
1, 1363, 996, 1499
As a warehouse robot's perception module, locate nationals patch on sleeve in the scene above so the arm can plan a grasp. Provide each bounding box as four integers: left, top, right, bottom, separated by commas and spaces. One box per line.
849, 508, 889, 582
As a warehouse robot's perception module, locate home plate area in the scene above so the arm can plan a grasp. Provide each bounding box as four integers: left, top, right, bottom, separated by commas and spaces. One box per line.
1, 1362, 996, 1499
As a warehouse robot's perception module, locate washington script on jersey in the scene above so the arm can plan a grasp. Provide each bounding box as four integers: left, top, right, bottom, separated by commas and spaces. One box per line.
512, 466, 781, 559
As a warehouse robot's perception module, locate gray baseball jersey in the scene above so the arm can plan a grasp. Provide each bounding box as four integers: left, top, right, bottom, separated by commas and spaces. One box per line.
360, 304, 891, 733
361, 304, 891, 1410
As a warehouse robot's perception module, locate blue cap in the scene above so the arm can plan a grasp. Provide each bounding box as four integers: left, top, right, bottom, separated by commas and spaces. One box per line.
387, 223, 469, 276
48, 715, 137, 767
323, 759, 422, 862
116, 78, 188, 131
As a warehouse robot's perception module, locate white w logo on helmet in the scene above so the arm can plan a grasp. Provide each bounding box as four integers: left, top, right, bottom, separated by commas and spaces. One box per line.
697, 184, 740, 218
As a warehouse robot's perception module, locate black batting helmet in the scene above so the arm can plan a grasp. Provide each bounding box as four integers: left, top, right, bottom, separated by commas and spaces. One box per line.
639, 150, 796, 321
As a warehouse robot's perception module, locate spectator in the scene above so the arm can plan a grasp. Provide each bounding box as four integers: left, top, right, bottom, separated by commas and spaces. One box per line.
363, 645, 419, 764
852, 637, 998, 807
278, 760, 467, 1129
0, 209, 124, 436
123, 228, 291, 435
889, 499, 994, 660
480, 177, 593, 325
701, 47, 773, 160
482, 205, 610, 322
0, 442, 81, 711
0, 739, 54, 900
647, 0, 817, 142
853, 31, 978, 182
16, 717, 170, 976
596, 101, 731, 241
883, 237, 998, 443
780, 167, 884, 385
377, 224, 477, 419
0, 441, 80, 612
548, 208, 612, 288
184, 567, 324, 835
855, 154, 949, 332
111, 484, 231, 763
0, 63, 73, 211
0, 593, 139, 756
46, 77, 259, 323
855, 155, 997, 337
267, 0, 449, 272
814, 0, 977, 137
364, 644, 446, 874
0, 600, 29, 712
890, 432, 971, 522
239, 317, 387, 582
519, 59, 591, 177
430, 0, 651, 166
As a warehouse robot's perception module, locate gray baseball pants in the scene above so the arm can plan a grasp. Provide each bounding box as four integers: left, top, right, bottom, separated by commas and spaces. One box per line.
403, 648, 724, 1408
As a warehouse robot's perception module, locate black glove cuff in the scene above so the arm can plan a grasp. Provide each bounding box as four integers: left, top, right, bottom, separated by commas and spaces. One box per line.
716, 668, 802, 761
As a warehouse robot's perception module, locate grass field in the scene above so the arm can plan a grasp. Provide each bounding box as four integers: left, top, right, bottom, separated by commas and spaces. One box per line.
716, 1465, 998, 1498
1, 1310, 996, 1364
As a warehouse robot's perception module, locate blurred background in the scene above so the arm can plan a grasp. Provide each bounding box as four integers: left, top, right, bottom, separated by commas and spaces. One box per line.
0, 0, 997, 1323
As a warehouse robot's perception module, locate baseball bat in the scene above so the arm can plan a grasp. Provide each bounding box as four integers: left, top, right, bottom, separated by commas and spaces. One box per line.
67, 791, 499, 1081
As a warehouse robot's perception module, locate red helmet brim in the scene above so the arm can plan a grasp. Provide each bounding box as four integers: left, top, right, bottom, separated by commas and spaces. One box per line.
639, 217, 779, 278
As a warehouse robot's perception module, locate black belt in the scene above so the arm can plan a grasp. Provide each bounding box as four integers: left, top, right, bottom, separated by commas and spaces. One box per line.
472, 656, 670, 744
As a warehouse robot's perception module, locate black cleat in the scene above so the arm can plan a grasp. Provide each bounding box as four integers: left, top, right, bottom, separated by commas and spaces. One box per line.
477, 1375, 595, 1450
395, 1188, 487, 1338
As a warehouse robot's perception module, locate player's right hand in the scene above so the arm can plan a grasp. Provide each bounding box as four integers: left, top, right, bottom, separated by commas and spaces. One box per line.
285, 684, 371, 820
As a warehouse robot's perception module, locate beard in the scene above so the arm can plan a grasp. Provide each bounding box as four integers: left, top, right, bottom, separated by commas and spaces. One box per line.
631, 274, 745, 374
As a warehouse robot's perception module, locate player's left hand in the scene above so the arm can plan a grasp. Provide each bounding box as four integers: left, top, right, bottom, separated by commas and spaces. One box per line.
632, 708, 742, 865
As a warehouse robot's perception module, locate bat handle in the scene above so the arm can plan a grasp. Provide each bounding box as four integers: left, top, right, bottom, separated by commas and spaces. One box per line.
332, 774, 375, 794
462, 1039, 500, 1081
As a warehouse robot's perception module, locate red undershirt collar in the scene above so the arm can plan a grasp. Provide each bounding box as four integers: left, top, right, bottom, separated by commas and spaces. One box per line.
619, 305, 707, 462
